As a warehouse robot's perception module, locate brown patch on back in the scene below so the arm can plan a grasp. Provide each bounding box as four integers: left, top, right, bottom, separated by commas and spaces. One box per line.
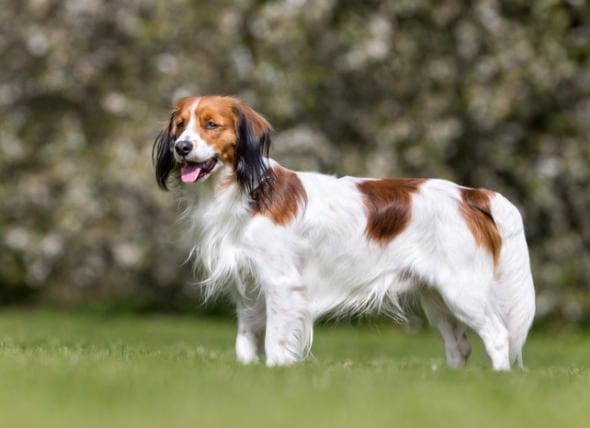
357, 178, 426, 244
459, 188, 502, 266
252, 166, 307, 226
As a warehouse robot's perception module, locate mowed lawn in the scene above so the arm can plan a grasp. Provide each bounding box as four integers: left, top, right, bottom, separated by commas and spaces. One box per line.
0, 310, 588, 428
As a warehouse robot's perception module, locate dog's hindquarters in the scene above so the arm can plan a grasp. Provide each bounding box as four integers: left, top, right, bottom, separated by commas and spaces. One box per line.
417, 187, 535, 370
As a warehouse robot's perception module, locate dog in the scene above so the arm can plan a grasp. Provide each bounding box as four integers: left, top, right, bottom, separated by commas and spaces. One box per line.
153, 95, 535, 370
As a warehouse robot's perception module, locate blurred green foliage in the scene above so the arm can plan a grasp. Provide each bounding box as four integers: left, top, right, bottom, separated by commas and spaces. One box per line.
0, 0, 588, 323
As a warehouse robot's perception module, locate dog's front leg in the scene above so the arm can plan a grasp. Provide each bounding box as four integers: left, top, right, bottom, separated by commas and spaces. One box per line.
235, 292, 266, 364
264, 280, 313, 367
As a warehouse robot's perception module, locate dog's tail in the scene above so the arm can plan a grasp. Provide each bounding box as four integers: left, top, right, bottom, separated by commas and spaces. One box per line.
490, 193, 536, 367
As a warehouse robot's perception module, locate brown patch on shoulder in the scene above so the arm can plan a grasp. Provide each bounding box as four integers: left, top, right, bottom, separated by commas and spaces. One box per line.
252, 166, 307, 226
459, 188, 502, 266
357, 178, 426, 244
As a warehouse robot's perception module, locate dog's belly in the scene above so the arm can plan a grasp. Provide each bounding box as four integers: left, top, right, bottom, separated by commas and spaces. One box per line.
300, 240, 417, 319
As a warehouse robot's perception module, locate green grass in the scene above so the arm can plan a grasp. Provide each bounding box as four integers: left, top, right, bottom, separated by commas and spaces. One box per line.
0, 310, 588, 428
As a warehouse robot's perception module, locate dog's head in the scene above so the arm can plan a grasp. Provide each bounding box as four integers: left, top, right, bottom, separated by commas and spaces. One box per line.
153, 96, 272, 195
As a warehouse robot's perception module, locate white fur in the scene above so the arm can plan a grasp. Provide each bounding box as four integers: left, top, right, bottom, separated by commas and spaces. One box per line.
178, 159, 535, 370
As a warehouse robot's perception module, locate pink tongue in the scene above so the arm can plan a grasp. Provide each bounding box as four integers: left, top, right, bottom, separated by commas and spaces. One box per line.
181, 164, 202, 183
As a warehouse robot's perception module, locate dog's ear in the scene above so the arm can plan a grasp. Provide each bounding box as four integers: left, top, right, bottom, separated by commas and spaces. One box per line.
233, 102, 273, 198
153, 112, 176, 190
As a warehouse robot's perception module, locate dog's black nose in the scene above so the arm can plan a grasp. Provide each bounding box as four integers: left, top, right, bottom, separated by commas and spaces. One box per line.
175, 140, 193, 156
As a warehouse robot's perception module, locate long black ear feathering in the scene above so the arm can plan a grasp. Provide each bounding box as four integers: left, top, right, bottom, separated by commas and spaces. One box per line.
234, 105, 273, 200
153, 113, 176, 190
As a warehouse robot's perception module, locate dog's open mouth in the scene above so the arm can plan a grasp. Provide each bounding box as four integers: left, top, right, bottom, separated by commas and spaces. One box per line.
180, 157, 218, 183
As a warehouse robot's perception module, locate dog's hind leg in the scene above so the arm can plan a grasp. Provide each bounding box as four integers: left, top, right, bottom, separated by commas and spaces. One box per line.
435, 277, 511, 371
419, 287, 471, 368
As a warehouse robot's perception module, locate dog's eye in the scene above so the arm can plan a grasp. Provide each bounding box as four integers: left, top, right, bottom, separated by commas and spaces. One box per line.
205, 121, 219, 130
176, 121, 184, 130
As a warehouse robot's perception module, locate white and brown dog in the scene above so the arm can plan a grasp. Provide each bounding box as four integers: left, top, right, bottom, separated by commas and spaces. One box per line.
153, 95, 535, 370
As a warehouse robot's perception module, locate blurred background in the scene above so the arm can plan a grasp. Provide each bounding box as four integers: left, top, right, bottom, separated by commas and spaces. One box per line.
0, 0, 588, 326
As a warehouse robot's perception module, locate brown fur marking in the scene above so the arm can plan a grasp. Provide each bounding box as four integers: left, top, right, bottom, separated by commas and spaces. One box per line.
459, 188, 502, 266
357, 178, 426, 244
195, 97, 240, 166
252, 166, 307, 226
